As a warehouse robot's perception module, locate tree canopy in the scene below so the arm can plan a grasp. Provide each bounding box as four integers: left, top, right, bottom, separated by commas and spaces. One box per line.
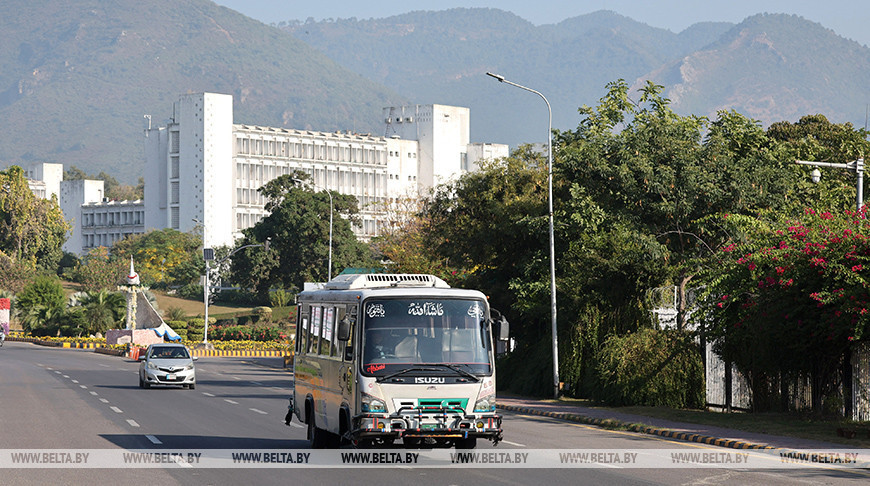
230, 173, 378, 298
0, 165, 69, 272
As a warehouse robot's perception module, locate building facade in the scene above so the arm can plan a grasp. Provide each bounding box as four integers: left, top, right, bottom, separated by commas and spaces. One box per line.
144, 93, 508, 249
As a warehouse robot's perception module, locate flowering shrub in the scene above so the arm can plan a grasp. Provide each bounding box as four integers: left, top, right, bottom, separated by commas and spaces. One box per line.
703, 208, 870, 409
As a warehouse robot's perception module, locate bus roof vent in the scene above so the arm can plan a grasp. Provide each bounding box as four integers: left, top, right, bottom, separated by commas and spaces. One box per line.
324, 274, 451, 290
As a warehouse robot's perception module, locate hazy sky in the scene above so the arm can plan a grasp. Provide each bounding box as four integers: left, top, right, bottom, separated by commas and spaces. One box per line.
213, 0, 870, 47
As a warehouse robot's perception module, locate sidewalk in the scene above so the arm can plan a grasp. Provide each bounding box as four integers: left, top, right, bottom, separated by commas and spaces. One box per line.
496, 396, 853, 451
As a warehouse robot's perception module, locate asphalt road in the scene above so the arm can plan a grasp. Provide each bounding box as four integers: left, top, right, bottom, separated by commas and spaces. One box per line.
1, 341, 868, 485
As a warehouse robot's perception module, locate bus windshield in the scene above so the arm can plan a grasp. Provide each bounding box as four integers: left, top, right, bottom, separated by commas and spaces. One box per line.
362, 298, 492, 376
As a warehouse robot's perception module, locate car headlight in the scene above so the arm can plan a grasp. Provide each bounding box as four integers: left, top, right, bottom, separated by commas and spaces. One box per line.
184, 363, 195, 371
474, 393, 496, 412
361, 392, 386, 413
147, 362, 158, 370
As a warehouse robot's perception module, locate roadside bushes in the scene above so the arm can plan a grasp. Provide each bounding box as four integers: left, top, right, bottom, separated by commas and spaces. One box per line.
209, 323, 287, 342
167, 320, 188, 340
186, 318, 205, 342
593, 328, 704, 408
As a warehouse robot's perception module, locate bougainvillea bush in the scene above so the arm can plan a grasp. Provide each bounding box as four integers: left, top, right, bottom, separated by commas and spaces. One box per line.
703, 208, 870, 410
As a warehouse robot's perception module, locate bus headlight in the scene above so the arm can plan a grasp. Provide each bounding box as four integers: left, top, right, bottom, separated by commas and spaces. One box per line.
474, 393, 495, 412
361, 392, 387, 413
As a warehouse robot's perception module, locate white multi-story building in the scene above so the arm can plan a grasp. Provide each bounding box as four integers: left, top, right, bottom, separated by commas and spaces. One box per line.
60, 179, 105, 254
144, 93, 508, 249
27, 94, 509, 255
79, 198, 146, 252
25, 163, 63, 200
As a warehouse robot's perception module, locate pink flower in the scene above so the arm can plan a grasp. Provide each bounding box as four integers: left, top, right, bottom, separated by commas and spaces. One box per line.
748, 263, 756, 271
776, 266, 786, 274
853, 265, 863, 272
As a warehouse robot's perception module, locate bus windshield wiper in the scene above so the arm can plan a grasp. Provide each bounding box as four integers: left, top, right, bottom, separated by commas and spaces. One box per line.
420, 363, 481, 382
376, 367, 442, 383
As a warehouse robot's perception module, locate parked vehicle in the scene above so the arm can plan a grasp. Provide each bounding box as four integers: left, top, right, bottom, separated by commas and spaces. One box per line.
287, 274, 509, 449
138, 343, 197, 389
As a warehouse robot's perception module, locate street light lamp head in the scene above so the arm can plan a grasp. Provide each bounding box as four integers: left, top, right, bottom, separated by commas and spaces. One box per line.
486, 72, 505, 82
811, 168, 822, 183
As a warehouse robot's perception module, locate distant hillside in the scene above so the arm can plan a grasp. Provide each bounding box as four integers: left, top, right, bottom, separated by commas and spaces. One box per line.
640, 13, 870, 126
283, 10, 870, 146
281, 9, 733, 146
0, 0, 404, 182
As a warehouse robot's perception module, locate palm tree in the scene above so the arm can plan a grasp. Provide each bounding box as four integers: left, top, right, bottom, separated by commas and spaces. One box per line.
78, 290, 126, 335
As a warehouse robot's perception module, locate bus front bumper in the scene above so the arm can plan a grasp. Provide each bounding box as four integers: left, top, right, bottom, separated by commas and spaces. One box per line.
353, 412, 503, 444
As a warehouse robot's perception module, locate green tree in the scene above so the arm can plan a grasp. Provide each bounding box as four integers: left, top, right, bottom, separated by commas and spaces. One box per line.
67, 247, 126, 292
230, 173, 378, 299
15, 275, 66, 336
111, 229, 201, 286
0, 250, 37, 293
0, 166, 69, 271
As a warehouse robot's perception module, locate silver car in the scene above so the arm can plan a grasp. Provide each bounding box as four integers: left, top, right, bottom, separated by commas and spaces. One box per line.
138, 343, 197, 389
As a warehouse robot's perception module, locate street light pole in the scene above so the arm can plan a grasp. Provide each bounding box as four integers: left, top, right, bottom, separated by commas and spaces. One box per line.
486, 71, 560, 398
291, 178, 334, 281
193, 218, 213, 346
796, 158, 865, 211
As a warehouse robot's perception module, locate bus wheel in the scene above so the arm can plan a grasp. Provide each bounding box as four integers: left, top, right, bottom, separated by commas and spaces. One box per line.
307, 414, 328, 449
455, 437, 477, 449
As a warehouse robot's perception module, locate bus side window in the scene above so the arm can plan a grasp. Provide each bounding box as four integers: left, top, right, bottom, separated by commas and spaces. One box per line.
316, 305, 323, 354
332, 307, 345, 357
297, 305, 308, 355
322, 306, 335, 356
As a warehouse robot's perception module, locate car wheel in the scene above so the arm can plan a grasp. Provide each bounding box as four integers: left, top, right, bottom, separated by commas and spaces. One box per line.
189, 383, 196, 390
143, 380, 151, 389
139, 376, 144, 389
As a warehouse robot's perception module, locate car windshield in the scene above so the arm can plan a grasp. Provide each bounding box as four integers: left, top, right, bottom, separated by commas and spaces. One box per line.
150, 347, 189, 359
361, 298, 492, 376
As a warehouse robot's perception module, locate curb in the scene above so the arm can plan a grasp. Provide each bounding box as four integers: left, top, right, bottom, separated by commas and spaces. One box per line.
497, 403, 776, 451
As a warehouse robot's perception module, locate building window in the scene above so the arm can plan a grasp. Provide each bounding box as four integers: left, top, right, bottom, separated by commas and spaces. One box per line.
171, 207, 179, 229
170, 131, 180, 153
170, 182, 179, 204
171, 156, 179, 179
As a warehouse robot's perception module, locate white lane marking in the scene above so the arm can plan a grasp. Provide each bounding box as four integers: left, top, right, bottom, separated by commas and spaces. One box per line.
146, 435, 163, 445
99, 398, 109, 403
54, 371, 61, 374
62, 375, 69, 378
90, 391, 98, 396
251, 381, 263, 386
127, 419, 140, 427
202, 392, 215, 397
249, 408, 268, 415
232, 376, 241, 380
71, 380, 79, 383
110, 406, 123, 413
286, 422, 304, 429
98, 363, 111, 368
79, 385, 87, 389
175, 457, 193, 468
224, 399, 239, 405
501, 440, 527, 447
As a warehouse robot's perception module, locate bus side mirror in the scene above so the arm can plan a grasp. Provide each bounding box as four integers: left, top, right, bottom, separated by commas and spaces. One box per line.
337, 317, 351, 341
496, 316, 509, 341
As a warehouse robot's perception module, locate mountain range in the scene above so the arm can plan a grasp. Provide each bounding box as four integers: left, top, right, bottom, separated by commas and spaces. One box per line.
2, 1, 868, 183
